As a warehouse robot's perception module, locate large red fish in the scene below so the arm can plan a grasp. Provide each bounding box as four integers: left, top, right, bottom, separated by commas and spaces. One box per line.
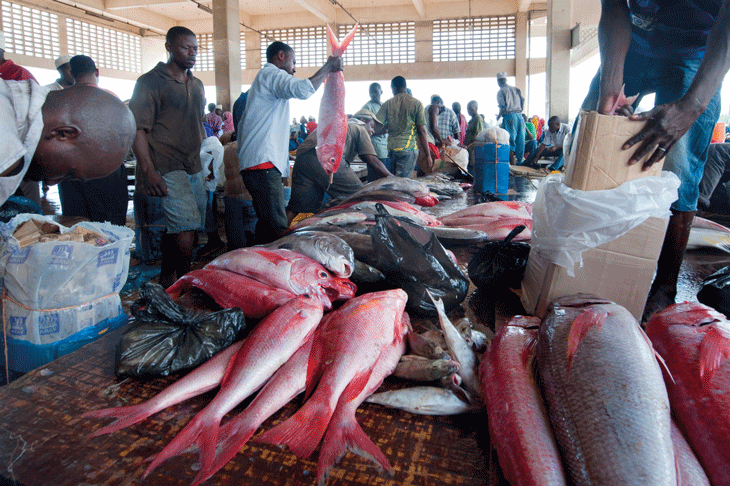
537, 294, 676, 485
480, 315, 566, 486
316, 24, 358, 175
646, 302, 730, 486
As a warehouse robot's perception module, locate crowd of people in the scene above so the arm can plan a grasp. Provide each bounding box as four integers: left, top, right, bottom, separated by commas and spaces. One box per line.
3, 0, 730, 323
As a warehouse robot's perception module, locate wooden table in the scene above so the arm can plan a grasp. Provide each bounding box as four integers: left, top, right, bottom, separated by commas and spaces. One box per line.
0, 322, 496, 486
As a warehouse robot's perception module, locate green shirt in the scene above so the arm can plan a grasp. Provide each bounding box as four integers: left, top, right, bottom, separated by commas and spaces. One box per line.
376, 92, 426, 152
465, 115, 485, 146
525, 121, 536, 140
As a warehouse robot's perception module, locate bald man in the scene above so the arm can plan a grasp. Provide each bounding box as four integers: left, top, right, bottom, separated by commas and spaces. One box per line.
1, 80, 135, 211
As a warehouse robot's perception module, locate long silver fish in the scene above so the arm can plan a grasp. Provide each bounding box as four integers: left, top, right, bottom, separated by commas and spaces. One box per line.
260, 230, 355, 278
365, 387, 480, 415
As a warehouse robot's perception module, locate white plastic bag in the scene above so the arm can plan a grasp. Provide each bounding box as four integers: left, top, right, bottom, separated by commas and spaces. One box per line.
531, 172, 680, 275
0, 214, 133, 345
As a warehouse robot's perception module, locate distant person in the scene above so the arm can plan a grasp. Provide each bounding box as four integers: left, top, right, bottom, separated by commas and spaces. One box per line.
376, 76, 433, 177
237, 40, 342, 244
206, 102, 223, 136
46, 55, 73, 91
495, 71, 525, 165
426, 95, 459, 148
286, 109, 393, 222
362, 82, 390, 181
231, 89, 248, 141
453, 102, 467, 146
1, 80, 135, 214
57, 55, 128, 227
306, 116, 317, 134
129, 26, 207, 288
0, 31, 37, 82
523, 114, 538, 161
521, 116, 569, 171
464, 100, 485, 148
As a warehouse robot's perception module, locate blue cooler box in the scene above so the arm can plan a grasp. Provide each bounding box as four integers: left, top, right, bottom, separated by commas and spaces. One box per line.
473, 143, 510, 197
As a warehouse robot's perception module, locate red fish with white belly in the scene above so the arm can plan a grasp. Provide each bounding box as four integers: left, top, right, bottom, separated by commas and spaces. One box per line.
316, 24, 358, 175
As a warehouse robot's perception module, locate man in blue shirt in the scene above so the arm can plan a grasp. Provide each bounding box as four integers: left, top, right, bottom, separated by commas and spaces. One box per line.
582, 0, 730, 319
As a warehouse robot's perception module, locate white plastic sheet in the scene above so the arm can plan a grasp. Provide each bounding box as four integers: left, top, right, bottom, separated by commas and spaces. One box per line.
531, 171, 680, 275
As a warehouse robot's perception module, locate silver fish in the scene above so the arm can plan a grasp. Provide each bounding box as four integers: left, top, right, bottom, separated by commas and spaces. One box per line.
261, 230, 355, 277
365, 387, 481, 415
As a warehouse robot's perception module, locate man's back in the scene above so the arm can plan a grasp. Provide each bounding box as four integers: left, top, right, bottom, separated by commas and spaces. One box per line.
378, 92, 426, 151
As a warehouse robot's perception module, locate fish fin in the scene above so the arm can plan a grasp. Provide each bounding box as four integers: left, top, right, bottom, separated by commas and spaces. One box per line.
82, 402, 157, 437
566, 308, 608, 375
342, 369, 375, 403
256, 401, 331, 459
640, 327, 675, 384
521, 332, 537, 371
143, 414, 219, 479
699, 325, 730, 388
327, 23, 358, 56
317, 417, 392, 486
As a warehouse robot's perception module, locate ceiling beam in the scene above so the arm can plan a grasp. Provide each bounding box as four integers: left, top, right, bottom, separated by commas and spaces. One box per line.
518, 0, 532, 12
292, 0, 336, 24
411, 0, 425, 18
105, 0, 187, 10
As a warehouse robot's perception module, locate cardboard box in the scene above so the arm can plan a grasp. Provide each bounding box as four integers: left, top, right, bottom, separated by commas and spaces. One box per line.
564, 110, 664, 191
521, 216, 668, 321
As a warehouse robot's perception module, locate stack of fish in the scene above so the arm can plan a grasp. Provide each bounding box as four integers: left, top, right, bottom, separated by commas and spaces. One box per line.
83, 284, 411, 485
480, 295, 723, 485
439, 200, 533, 241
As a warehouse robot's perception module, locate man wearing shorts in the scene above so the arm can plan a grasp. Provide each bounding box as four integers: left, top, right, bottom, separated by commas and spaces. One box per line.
129, 26, 206, 288
583, 0, 730, 318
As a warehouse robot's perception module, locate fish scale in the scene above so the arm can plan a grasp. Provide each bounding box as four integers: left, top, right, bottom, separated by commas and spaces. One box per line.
537, 295, 676, 486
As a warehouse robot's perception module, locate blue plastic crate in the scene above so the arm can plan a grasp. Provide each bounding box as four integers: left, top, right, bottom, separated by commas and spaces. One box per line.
473, 143, 510, 196
0, 312, 128, 374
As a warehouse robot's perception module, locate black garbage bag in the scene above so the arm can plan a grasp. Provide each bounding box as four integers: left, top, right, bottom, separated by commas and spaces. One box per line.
467, 225, 531, 289
371, 205, 469, 317
697, 266, 730, 317
116, 283, 246, 377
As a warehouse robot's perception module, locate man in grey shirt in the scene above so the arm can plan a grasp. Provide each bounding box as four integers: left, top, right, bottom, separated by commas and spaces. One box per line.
362, 82, 389, 181
496, 72, 525, 165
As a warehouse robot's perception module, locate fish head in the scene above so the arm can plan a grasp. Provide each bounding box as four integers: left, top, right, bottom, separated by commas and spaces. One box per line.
311, 234, 355, 277
316, 143, 343, 175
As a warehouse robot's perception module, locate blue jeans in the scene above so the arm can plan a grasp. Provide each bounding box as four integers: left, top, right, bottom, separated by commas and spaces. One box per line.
501, 113, 525, 160
367, 157, 391, 182
582, 50, 721, 212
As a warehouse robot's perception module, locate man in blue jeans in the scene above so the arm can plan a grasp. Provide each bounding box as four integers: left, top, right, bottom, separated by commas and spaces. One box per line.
496, 71, 525, 165
583, 0, 730, 319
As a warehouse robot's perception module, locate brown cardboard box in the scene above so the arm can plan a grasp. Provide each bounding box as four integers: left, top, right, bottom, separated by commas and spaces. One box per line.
522, 111, 672, 321
564, 110, 664, 190
521, 216, 668, 321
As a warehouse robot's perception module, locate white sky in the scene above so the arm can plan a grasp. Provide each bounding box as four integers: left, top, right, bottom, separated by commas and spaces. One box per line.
29, 53, 730, 126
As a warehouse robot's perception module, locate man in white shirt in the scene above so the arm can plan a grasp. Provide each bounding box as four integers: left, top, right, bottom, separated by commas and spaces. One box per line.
45, 55, 74, 91
521, 116, 569, 171
0, 79, 135, 215
237, 41, 342, 244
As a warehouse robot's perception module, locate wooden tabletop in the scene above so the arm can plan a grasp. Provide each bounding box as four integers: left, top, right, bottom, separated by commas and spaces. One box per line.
0, 320, 498, 486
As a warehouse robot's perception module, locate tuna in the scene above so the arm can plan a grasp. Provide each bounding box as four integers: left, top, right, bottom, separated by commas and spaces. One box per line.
256, 289, 409, 459
480, 315, 566, 486
165, 268, 296, 318
143, 294, 324, 478
645, 302, 730, 486
206, 247, 356, 309
537, 294, 676, 485
316, 24, 358, 175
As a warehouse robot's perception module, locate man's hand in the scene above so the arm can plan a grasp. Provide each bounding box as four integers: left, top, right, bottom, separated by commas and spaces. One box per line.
326, 56, 343, 73
622, 97, 704, 170
143, 170, 168, 197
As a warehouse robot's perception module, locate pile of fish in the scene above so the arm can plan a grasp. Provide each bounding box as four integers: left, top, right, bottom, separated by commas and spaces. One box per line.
83, 247, 414, 485
439, 200, 533, 241
480, 295, 729, 485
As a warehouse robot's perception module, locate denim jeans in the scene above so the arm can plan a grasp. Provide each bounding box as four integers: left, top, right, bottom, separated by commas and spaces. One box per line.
501, 113, 525, 160
582, 50, 721, 211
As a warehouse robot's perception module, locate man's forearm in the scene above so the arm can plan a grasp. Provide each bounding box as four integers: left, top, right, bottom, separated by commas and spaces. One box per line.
598, 0, 632, 98
132, 130, 155, 176
362, 154, 392, 178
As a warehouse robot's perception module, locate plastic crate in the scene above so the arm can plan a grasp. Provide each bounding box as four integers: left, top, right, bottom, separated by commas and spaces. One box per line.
473, 143, 510, 197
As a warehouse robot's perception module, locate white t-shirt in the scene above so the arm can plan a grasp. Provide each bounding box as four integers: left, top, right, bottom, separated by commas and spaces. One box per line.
0, 79, 49, 206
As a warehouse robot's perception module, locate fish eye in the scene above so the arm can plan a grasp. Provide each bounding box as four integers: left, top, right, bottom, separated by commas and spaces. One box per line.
320, 271, 328, 278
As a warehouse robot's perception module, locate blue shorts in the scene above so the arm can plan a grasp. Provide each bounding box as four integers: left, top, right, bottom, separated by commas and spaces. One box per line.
582, 50, 721, 212
160, 170, 206, 233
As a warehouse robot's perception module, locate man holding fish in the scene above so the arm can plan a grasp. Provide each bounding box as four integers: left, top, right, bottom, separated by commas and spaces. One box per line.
237, 40, 343, 245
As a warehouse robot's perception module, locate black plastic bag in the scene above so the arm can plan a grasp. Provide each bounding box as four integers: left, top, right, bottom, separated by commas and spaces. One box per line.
697, 266, 730, 317
116, 283, 246, 377
371, 205, 469, 317
467, 225, 531, 289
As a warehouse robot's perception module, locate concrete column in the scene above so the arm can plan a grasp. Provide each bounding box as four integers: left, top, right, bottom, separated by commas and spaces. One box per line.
246, 30, 261, 72
57, 15, 69, 56
546, 0, 571, 120
212, 0, 241, 110
415, 20, 431, 64
515, 12, 527, 99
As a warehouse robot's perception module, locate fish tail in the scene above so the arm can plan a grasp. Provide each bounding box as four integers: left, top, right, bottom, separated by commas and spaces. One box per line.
143, 414, 218, 478
317, 418, 392, 486
192, 420, 257, 484
164, 274, 192, 299
82, 403, 156, 437
328, 23, 358, 56
699, 325, 730, 389
256, 402, 331, 459
566, 307, 608, 375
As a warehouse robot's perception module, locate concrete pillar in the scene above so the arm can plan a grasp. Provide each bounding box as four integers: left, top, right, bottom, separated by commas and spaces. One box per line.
246, 30, 261, 72
212, 0, 241, 111
140, 36, 166, 74
415, 20, 431, 64
515, 12, 527, 99
546, 0, 571, 120
57, 15, 69, 56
